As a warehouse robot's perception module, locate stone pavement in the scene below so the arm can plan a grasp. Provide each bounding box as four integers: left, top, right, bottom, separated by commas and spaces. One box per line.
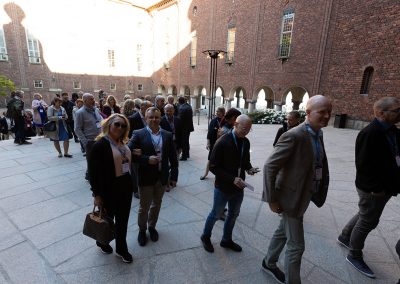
0, 117, 399, 284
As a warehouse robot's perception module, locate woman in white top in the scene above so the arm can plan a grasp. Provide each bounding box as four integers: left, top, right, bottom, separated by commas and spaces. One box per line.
31, 93, 48, 135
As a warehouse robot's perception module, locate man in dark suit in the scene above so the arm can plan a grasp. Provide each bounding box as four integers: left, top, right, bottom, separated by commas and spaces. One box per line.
128, 107, 178, 247
167, 95, 179, 116
177, 96, 194, 160
338, 96, 400, 278
160, 104, 182, 158
155, 95, 166, 117
128, 100, 152, 137
262, 95, 331, 284
200, 114, 259, 253
273, 110, 301, 146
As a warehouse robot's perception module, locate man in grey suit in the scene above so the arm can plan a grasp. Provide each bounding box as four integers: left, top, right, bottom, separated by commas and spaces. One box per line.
262, 95, 332, 284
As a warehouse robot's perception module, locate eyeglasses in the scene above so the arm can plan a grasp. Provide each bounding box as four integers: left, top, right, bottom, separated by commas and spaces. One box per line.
384, 108, 400, 113
113, 122, 127, 129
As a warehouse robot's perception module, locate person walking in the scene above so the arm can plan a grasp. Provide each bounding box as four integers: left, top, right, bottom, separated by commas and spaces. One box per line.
128, 107, 178, 246
337, 96, 400, 278
88, 114, 134, 263
200, 114, 259, 253
273, 110, 301, 146
46, 97, 72, 158
262, 95, 332, 284
177, 96, 194, 161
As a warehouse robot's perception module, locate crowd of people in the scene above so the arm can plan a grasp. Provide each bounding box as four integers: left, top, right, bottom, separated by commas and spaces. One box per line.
1, 90, 399, 283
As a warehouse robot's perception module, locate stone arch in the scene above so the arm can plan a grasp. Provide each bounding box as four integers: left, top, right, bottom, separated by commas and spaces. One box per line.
167, 85, 178, 97
179, 85, 191, 97
281, 86, 309, 111
157, 84, 166, 96
215, 86, 224, 108
254, 86, 274, 110
229, 86, 247, 111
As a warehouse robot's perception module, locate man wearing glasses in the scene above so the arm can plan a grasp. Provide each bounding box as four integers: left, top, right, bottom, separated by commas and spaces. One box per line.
337, 96, 400, 278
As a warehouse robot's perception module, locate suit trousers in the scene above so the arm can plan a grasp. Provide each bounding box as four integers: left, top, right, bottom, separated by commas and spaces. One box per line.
138, 180, 165, 231
341, 188, 391, 258
264, 214, 305, 284
181, 130, 191, 158
14, 116, 26, 143
100, 174, 133, 253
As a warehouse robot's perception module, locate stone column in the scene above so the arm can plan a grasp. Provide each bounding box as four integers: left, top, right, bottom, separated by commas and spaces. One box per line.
267, 99, 274, 109
248, 101, 256, 113
225, 99, 232, 110
274, 102, 282, 111
190, 97, 197, 111
292, 100, 301, 110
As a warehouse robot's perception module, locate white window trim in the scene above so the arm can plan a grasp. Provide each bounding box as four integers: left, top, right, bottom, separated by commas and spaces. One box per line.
0, 29, 8, 61
73, 81, 81, 90
108, 49, 115, 68
110, 83, 116, 91
26, 29, 41, 64
190, 34, 197, 67
137, 84, 143, 91
34, 80, 43, 88
279, 11, 295, 58
226, 27, 236, 63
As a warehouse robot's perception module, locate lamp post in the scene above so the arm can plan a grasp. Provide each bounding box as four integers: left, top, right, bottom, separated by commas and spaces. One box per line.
202, 49, 226, 125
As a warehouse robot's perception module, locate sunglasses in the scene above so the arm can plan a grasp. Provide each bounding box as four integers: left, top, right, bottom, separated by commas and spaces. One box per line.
113, 122, 127, 129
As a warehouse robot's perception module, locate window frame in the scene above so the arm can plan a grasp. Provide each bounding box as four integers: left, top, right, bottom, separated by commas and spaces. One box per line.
190, 33, 197, 67
33, 79, 43, 88
108, 49, 115, 68
26, 29, 41, 64
110, 83, 116, 91
360, 66, 374, 95
73, 81, 81, 90
226, 27, 236, 64
0, 28, 8, 61
137, 84, 143, 91
278, 9, 295, 59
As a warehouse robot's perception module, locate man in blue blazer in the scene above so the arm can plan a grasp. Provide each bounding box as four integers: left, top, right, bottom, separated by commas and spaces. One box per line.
160, 103, 182, 157
128, 107, 178, 246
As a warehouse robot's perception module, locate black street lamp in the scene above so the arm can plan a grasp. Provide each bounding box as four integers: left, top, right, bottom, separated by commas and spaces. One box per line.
202, 49, 226, 125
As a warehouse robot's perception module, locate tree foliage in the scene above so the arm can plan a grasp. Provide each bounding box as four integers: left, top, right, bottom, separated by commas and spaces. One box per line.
0, 75, 15, 96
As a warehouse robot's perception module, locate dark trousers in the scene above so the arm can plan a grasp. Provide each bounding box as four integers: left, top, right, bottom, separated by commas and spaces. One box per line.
14, 116, 26, 143
341, 188, 391, 258
85, 141, 95, 178
101, 174, 133, 253
66, 120, 77, 140
181, 130, 191, 158
130, 162, 139, 194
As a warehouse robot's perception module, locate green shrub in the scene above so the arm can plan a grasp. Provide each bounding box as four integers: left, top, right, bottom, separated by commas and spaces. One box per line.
249, 109, 306, 124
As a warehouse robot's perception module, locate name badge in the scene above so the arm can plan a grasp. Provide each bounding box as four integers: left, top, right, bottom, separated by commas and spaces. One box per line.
39, 109, 44, 113
315, 167, 322, 181
122, 162, 130, 174
96, 122, 101, 129
396, 155, 400, 167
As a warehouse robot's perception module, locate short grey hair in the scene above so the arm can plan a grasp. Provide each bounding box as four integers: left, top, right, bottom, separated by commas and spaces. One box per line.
82, 93, 94, 102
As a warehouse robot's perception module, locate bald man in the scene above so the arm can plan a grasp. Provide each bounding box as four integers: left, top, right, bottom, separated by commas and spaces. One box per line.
337, 97, 400, 278
201, 114, 259, 253
262, 95, 332, 284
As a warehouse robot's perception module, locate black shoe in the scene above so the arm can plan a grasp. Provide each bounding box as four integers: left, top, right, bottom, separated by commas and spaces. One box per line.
337, 234, 350, 249
220, 239, 242, 252
85, 172, 89, 180
96, 242, 113, 254
116, 251, 133, 263
200, 235, 214, 253
19, 141, 32, 145
74, 138, 79, 143
149, 227, 159, 242
138, 230, 147, 246
346, 255, 375, 278
25, 137, 31, 140
261, 259, 285, 284
180, 157, 187, 161
200, 175, 206, 180
134, 192, 140, 199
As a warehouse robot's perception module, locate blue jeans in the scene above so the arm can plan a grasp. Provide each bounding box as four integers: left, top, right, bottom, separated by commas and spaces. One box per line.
203, 188, 244, 241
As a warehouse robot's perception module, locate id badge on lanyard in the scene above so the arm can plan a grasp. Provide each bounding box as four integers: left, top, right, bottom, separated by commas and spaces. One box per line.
122, 162, 130, 174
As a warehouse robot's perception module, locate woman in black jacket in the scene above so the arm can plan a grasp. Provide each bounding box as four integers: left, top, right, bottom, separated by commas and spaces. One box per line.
88, 113, 140, 263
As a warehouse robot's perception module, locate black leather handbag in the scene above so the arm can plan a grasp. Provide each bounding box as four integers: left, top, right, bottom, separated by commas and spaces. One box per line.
43, 121, 56, 132
83, 206, 115, 244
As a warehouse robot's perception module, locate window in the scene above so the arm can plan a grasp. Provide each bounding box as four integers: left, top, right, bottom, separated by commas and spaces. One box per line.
108, 49, 115, 68
279, 9, 295, 58
0, 29, 8, 61
226, 27, 236, 63
26, 30, 41, 64
360, 67, 374, 95
192, 6, 197, 16
137, 44, 142, 72
164, 17, 170, 69
73, 81, 81, 89
34, 80, 43, 88
110, 83, 116, 90
190, 33, 197, 67
138, 84, 143, 91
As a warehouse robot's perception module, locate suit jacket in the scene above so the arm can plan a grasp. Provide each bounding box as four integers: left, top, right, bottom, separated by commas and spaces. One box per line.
128, 127, 178, 186
210, 131, 253, 194
262, 122, 329, 217
160, 115, 183, 149
207, 117, 224, 147
128, 112, 146, 138
355, 118, 400, 196
88, 137, 131, 198
178, 103, 194, 132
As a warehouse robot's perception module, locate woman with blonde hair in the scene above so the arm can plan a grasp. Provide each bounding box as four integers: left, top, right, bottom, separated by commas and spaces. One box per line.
88, 113, 139, 263
102, 95, 121, 117
46, 97, 72, 158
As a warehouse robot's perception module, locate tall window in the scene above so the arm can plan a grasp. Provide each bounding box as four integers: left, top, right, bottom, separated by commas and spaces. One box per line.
190, 33, 197, 67
279, 9, 295, 58
108, 49, 115, 68
26, 30, 41, 64
164, 17, 170, 69
226, 27, 236, 63
360, 67, 374, 95
0, 28, 8, 61
136, 44, 142, 72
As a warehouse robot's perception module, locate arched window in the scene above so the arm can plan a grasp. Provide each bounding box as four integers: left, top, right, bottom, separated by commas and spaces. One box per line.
360, 66, 374, 95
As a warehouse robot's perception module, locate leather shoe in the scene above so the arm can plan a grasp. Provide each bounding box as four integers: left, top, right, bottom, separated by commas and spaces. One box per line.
180, 157, 187, 161
149, 227, 159, 242
116, 251, 133, 263
96, 242, 113, 254
200, 235, 214, 253
220, 239, 242, 252
138, 230, 147, 246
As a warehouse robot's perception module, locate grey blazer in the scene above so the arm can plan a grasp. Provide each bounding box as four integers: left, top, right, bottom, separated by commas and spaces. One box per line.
262, 122, 329, 217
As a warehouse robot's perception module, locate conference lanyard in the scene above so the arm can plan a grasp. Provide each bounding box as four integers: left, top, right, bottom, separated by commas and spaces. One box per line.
231, 129, 244, 177
305, 124, 322, 165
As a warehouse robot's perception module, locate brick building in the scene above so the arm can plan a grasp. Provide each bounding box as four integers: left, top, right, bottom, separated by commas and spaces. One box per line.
1, 0, 399, 125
